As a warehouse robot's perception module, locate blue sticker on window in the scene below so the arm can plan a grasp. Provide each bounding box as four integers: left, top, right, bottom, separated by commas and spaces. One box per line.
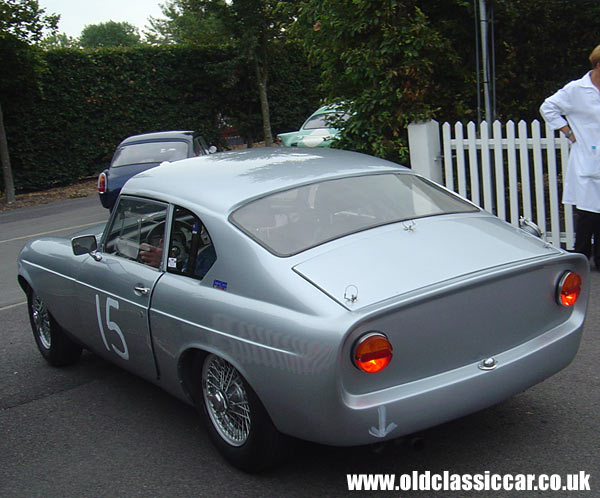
213, 280, 227, 291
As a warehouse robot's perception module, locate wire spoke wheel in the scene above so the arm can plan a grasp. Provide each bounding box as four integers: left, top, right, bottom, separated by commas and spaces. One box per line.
31, 293, 52, 349
202, 355, 251, 447
26, 287, 82, 367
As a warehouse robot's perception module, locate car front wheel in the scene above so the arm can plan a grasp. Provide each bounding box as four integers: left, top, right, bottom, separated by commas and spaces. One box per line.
197, 353, 286, 472
27, 289, 82, 366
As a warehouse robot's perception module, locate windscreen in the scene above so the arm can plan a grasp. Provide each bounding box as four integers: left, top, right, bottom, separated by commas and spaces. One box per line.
112, 141, 188, 167
230, 173, 478, 256
302, 112, 349, 130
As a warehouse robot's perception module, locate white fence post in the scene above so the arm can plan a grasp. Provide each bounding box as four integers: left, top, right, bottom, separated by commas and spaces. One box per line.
437, 118, 574, 249
408, 120, 443, 183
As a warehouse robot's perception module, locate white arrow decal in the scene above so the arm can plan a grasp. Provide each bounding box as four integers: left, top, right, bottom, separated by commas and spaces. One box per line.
369, 405, 398, 438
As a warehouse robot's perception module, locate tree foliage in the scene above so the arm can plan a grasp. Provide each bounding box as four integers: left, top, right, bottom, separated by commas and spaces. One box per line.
0, 0, 58, 202
38, 31, 78, 49
221, 0, 297, 145
488, 0, 600, 120
0, 0, 58, 102
0, 0, 58, 42
145, 0, 231, 45
296, 0, 458, 162
148, 1, 298, 146
6, 0, 600, 198
79, 21, 141, 48
1, 44, 320, 193
296, 0, 600, 162
418, 0, 600, 122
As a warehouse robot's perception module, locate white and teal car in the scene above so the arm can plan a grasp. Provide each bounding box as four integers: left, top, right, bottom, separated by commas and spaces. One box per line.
278, 105, 349, 147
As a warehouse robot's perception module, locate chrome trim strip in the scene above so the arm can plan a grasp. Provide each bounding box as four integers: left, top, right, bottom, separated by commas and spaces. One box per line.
21, 260, 145, 310
151, 307, 299, 357
22, 260, 298, 356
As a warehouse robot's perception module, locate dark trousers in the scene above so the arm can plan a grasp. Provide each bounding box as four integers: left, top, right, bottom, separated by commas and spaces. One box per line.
574, 208, 600, 267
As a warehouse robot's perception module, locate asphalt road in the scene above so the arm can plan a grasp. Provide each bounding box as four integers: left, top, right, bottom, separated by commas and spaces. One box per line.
0, 197, 108, 308
0, 196, 598, 497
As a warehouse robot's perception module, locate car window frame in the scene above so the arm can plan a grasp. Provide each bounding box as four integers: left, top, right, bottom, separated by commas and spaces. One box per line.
100, 195, 172, 271
193, 136, 209, 156
165, 205, 217, 281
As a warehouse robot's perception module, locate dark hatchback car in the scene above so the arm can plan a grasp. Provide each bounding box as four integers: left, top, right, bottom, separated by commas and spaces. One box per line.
98, 131, 215, 210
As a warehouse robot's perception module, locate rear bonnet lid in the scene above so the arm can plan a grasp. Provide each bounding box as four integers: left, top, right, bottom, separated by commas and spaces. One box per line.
293, 214, 560, 309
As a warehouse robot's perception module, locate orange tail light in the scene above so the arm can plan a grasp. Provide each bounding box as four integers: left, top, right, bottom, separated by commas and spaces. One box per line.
353, 333, 393, 373
98, 172, 107, 194
557, 271, 582, 307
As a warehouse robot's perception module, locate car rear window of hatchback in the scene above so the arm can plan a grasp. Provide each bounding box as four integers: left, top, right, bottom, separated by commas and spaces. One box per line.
112, 141, 188, 167
230, 173, 478, 257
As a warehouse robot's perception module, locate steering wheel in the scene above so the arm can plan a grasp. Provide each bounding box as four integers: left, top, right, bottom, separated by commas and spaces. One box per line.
142, 220, 192, 268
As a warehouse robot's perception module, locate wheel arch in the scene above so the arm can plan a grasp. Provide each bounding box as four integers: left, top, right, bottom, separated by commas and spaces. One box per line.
18, 274, 33, 295
179, 346, 288, 471
177, 346, 271, 417
18, 266, 43, 301
178, 347, 208, 404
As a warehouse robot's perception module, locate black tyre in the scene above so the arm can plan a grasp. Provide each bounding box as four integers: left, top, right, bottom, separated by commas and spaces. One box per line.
27, 288, 82, 366
196, 353, 286, 472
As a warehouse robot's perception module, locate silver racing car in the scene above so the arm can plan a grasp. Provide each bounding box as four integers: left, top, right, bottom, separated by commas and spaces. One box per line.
17, 148, 589, 471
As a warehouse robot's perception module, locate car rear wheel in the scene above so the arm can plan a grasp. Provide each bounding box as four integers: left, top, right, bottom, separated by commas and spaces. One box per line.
196, 353, 286, 472
27, 289, 82, 366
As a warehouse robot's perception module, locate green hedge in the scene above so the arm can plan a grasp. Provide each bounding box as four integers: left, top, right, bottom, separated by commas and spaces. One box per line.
2, 42, 321, 192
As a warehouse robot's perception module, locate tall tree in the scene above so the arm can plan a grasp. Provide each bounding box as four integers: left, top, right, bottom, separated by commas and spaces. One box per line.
0, 0, 58, 203
79, 21, 141, 48
145, 0, 231, 45
296, 0, 455, 162
38, 31, 78, 49
151, 0, 297, 146
0, 0, 57, 41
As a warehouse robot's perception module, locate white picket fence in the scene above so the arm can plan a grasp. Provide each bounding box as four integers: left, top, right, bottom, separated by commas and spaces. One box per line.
408, 119, 574, 249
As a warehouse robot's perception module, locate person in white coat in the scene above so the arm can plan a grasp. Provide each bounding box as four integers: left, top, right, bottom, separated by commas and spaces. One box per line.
540, 44, 600, 269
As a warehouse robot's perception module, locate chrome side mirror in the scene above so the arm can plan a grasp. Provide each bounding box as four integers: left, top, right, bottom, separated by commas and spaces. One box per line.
519, 217, 543, 238
208, 145, 218, 154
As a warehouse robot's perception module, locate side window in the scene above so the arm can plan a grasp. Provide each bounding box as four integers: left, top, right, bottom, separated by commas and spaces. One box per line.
166, 206, 216, 280
103, 197, 168, 267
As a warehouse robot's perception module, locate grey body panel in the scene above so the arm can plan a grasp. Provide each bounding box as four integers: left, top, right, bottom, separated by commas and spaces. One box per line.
293, 214, 560, 309
73, 254, 160, 380
121, 148, 407, 216
17, 148, 589, 447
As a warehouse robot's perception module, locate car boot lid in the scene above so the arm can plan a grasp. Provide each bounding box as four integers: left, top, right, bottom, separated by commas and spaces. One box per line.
293, 214, 561, 310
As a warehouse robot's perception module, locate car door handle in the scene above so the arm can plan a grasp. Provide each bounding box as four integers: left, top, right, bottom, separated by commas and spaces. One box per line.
134, 285, 150, 296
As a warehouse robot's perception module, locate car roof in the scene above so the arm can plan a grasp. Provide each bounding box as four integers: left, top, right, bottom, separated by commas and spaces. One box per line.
119, 131, 196, 145
122, 147, 408, 216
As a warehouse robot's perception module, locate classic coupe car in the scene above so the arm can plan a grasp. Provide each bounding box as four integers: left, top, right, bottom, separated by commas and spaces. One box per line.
277, 105, 349, 147
18, 148, 588, 471
98, 130, 216, 210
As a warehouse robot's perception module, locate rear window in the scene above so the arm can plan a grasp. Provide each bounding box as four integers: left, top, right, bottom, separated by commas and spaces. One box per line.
112, 141, 188, 167
230, 173, 478, 257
